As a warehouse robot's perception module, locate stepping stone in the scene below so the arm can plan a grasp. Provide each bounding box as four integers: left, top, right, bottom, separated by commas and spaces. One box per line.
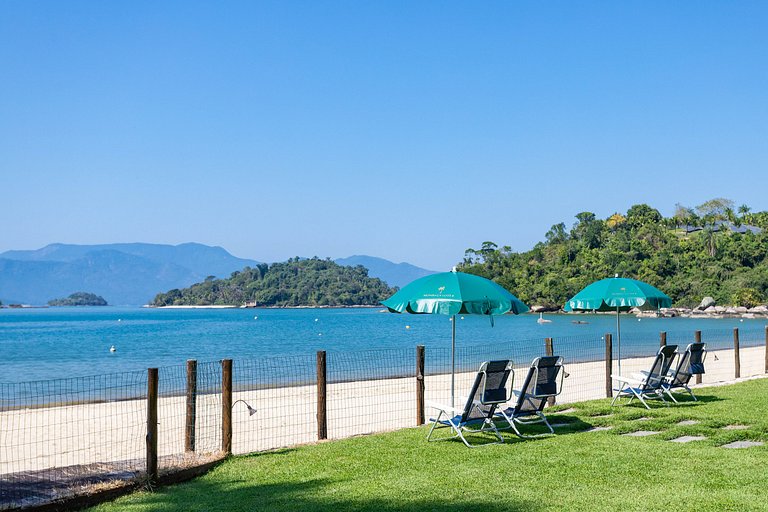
722, 425, 750, 430
670, 436, 707, 443
591, 414, 613, 418
553, 408, 576, 414
677, 420, 700, 426
623, 430, 660, 437
721, 441, 764, 449
637, 417, 652, 421
585, 426, 613, 433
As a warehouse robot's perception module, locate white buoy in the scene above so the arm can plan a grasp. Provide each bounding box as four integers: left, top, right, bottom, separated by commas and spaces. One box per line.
461, 316, 465, 320
254, 316, 258, 320
109, 345, 116, 353
117, 319, 122, 322
318, 333, 322, 336
315, 318, 319, 322
405, 325, 410, 329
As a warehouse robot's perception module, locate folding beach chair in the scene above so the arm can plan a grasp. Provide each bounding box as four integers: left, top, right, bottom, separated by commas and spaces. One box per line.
426, 360, 512, 448
662, 343, 707, 403
611, 345, 678, 409
494, 356, 565, 438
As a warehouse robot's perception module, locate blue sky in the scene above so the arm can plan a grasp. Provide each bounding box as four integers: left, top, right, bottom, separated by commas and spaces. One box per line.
1, 1, 767, 270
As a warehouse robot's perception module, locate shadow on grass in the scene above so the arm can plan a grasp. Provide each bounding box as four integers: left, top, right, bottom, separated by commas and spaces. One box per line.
115, 478, 541, 512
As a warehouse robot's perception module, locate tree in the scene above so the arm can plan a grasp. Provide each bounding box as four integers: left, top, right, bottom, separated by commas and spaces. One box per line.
696, 198, 734, 221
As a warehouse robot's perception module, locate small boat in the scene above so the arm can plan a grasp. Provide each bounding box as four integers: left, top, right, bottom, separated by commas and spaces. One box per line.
537, 313, 552, 324
572, 320, 589, 325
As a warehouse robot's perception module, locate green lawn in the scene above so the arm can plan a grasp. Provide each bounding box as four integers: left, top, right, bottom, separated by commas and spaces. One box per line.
91, 378, 768, 512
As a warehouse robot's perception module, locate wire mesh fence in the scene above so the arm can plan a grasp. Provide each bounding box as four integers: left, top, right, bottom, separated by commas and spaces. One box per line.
1, 326, 766, 510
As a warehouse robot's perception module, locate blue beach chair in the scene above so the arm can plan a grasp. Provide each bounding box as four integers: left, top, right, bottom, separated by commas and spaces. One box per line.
494, 356, 565, 438
611, 345, 678, 409
426, 360, 512, 448
662, 343, 706, 402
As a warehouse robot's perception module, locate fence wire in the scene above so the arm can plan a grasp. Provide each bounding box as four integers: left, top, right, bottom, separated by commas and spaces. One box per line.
1, 326, 766, 510
0, 371, 147, 509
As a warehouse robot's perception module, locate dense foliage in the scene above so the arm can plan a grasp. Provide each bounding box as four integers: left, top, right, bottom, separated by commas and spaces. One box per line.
48, 292, 108, 306
152, 258, 396, 307
460, 200, 768, 308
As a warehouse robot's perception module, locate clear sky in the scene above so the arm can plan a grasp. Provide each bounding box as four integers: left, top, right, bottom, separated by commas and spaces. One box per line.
1, 1, 767, 270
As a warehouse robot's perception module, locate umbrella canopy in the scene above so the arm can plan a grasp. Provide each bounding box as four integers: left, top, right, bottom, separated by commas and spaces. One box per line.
563, 276, 672, 373
382, 270, 528, 406
563, 277, 672, 313
383, 271, 528, 316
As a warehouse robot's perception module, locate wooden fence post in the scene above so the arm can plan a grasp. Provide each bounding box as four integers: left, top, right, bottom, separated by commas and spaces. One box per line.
416, 345, 425, 426
695, 330, 702, 384
185, 360, 197, 453
545, 338, 555, 406
660, 331, 667, 347
317, 350, 327, 440
604, 334, 613, 398
733, 328, 741, 379
146, 368, 158, 484
221, 359, 232, 455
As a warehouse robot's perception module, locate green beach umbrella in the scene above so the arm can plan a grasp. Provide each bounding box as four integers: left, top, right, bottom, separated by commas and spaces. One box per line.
563, 276, 672, 373
382, 268, 529, 407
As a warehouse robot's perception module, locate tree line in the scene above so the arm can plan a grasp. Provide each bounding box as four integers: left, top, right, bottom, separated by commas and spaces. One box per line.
459, 199, 768, 309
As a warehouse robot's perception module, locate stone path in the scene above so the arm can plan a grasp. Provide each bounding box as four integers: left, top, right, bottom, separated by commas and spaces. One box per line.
670, 436, 707, 443
622, 430, 659, 437
721, 441, 764, 449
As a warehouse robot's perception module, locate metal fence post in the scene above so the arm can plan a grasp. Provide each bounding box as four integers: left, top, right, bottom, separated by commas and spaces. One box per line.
695, 330, 702, 384
222, 359, 232, 455
146, 368, 158, 483
185, 359, 197, 453
545, 338, 555, 406
604, 334, 613, 398
317, 350, 327, 440
733, 328, 741, 379
416, 345, 425, 426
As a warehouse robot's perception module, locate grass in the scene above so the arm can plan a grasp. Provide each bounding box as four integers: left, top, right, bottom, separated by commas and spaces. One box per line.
90, 378, 768, 512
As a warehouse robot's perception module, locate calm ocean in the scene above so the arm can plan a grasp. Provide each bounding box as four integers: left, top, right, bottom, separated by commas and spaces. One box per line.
1, 307, 765, 384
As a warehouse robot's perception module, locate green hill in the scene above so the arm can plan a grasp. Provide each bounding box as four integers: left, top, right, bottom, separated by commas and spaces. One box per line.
459, 200, 768, 309
152, 258, 396, 307
48, 292, 108, 306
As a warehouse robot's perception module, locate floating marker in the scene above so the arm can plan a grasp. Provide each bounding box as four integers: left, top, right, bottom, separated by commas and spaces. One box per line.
109, 345, 116, 353
314, 318, 319, 322
117, 319, 122, 322
318, 333, 322, 336
461, 316, 465, 320
254, 316, 258, 320
405, 325, 410, 329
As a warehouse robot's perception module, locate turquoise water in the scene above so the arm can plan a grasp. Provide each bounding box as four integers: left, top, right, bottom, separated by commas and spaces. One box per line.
1, 307, 765, 384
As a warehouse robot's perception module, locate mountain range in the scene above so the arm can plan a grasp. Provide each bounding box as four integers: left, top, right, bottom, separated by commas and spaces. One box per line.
0, 244, 436, 305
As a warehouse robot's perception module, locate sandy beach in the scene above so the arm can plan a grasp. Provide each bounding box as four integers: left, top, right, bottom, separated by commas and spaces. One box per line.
1, 345, 765, 476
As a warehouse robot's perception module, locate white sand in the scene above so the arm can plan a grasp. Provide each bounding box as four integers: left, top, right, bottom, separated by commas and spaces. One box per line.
1, 345, 765, 475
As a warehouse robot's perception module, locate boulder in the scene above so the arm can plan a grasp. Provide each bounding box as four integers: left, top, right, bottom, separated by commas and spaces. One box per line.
735, 306, 748, 314
725, 307, 738, 315
714, 306, 727, 314
698, 296, 716, 310
748, 305, 768, 314
529, 305, 546, 313
704, 306, 717, 314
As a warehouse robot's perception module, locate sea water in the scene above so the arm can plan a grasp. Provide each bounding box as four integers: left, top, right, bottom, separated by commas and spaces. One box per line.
1, 306, 765, 384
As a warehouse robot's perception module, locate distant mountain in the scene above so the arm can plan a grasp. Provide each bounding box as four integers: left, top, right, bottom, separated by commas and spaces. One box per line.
335, 255, 437, 288
0, 243, 260, 305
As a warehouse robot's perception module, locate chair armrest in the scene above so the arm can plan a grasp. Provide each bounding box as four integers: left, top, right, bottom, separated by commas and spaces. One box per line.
425, 400, 463, 415
611, 374, 644, 385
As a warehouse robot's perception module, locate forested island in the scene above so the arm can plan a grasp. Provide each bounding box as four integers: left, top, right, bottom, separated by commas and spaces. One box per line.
48, 292, 108, 306
152, 258, 396, 307
460, 199, 768, 309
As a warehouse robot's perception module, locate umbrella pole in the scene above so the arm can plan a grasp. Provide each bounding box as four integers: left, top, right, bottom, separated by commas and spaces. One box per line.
616, 306, 622, 374
451, 314, 456, 408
